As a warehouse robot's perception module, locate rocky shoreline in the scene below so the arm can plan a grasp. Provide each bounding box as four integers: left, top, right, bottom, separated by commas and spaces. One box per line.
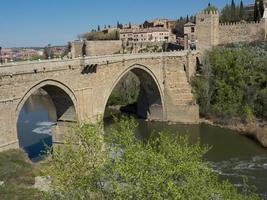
200, 118, 267, 148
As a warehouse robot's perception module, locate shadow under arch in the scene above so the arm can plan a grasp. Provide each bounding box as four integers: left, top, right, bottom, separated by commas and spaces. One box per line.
104, 64, 165, 121
16, 79, 78, 122
15, 79, 78, 159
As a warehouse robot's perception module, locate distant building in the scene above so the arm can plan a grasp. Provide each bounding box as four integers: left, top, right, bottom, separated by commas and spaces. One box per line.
184, 22, 196, 49
148, 18, 177, 29
120, 27, 175, 43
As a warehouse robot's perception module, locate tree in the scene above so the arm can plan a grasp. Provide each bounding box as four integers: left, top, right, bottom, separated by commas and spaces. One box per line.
82, 41, 86, 56
259, 0, 265, 17
129, 21, 132, 28
43, 44, 54, 59
231, 0, 236, 21
254, 0, 260, 22
97, 25, 100, 31
192, 42, 267, 121
240, 0, 244, 20
186, 15, 189, 23
204, 3, 218, 13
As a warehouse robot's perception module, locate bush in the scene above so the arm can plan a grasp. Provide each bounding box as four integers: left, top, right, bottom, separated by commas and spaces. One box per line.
192, 42, 267, 122
82, 30, 119, 41
43, 117, 260, 200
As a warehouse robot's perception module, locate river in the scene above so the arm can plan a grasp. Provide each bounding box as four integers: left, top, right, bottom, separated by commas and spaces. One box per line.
17, 94, 267, 198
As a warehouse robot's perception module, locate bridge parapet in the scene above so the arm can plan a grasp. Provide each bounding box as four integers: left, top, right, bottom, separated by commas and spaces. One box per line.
0, 51, 199, 76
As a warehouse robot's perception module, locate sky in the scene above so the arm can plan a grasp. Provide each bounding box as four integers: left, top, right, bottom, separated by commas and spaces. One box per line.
0, 0, 252, 48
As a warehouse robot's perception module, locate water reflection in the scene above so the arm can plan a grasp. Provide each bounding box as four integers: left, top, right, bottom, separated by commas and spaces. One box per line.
17, 95, 267, 197
105, 118, 267, 198
17, 94, 56, 161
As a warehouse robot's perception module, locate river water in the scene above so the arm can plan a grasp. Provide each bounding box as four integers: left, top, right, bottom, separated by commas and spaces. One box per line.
17, 95, 267, 198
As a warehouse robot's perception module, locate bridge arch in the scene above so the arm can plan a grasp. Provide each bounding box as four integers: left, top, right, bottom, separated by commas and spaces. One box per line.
104, 64, 165, 121
15, 79, 78, 158
16, 79, 78, 121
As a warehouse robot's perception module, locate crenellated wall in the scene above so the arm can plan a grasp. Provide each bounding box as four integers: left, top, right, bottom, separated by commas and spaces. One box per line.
196, 10, 267, 52
218, 21, 265, 45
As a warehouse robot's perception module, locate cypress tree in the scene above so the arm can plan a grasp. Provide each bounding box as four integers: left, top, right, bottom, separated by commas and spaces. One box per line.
259, 0, 264, 17
254, 0, 260, 21
231, 0, 236, 21
97, 25, 100, 31
240, 0, 244, 20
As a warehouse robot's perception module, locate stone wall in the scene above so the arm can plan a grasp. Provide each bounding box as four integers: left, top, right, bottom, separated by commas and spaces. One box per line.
196, 11, 267, 52
219, 21, 265, 44
196, 11, 219, 52
71, 40, 122, 58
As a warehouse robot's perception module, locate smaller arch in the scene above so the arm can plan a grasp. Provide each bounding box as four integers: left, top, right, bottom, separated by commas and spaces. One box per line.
16, 79, 78, 121
15, 79, 78, 159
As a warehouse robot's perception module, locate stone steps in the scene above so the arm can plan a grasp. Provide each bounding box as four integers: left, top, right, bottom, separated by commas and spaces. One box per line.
165, 66, 194, 106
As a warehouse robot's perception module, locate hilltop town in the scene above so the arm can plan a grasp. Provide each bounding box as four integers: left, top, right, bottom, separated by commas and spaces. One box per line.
1, 0, 266, 63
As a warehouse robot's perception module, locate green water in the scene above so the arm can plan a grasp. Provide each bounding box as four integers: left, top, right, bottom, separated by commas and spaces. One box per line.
17, 95, 267, 198
105, 118, 267, 198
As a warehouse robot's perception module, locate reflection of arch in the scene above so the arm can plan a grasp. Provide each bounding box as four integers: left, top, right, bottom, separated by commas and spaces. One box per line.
16, 79, 77, 122
104, 64, 165, 120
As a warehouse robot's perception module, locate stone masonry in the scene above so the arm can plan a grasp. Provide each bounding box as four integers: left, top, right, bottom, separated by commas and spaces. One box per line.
0, 51, 200, 151
196, 10, 267, 52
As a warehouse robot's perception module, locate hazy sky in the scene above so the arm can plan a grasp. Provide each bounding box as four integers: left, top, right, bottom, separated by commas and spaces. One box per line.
0, 0, 252, 47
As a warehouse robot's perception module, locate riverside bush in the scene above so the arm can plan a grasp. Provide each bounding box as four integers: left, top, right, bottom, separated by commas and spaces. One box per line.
192, 42, 267, 122
43, 117, 260, 200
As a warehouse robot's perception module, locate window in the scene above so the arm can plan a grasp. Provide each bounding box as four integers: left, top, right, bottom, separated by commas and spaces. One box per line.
191, 27, 195, 33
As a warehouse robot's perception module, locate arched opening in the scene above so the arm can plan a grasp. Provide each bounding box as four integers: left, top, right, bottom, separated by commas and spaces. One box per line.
104, 66, 164, 123
16, 81, 77, 161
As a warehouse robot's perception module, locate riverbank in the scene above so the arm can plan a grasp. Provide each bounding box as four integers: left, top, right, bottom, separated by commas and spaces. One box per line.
0, 149, 45, 199
200, 118, 267, 148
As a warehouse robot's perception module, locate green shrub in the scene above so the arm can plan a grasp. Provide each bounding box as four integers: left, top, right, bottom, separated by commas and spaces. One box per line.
192, 42, 267, 122
43, 117, 260, 200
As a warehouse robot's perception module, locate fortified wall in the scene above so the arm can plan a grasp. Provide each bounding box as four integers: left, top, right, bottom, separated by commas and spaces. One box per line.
196, 10, 267, 52
71, 40, 122, 58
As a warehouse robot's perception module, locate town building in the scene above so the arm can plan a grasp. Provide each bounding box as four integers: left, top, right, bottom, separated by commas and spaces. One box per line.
120, 27, 175, 43
184, 22, 197, 49
147, 18, 177, 29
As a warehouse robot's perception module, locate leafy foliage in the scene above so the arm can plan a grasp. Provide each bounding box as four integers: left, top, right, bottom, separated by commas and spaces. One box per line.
192, 42, 267, 121
82, 30, 120, 41
43, 117, 260, 199
204, 3, 218, 12
107, 72, 140, 106
0, 149, 45, 200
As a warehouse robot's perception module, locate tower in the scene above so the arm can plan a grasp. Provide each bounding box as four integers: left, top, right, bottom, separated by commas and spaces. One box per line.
195, 10, 219, 52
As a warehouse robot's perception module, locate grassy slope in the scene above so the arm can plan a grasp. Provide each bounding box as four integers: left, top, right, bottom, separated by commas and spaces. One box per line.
0, 149, 45, 200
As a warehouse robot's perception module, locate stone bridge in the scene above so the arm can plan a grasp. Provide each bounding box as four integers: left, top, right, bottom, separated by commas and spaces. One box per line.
0, 51, 200, 151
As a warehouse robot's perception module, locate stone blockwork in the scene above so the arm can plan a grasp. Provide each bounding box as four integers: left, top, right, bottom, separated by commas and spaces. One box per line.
196, 11, 267, 52
219, 21, 265, 44
71, 40, 122, 57
0, 51, 200, 151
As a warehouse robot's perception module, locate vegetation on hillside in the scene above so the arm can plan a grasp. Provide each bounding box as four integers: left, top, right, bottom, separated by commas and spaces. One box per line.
0, 149, 44, 200
107, 72, 140, 106
82, 30, 120, 41
220, 0, 265, 23
204, 3, 218, 12
192, 42, 267, 123
43, 117, 260, 200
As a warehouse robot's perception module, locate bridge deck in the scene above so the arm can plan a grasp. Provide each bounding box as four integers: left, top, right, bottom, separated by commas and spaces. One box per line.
0, 51, 198, 75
